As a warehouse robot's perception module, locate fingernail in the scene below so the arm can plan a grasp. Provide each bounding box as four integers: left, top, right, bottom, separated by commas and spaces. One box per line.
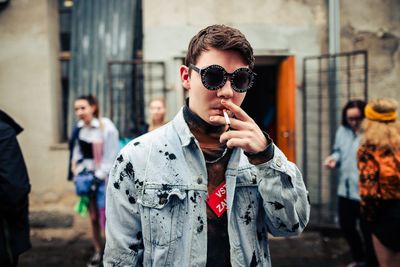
221, 99, 226, 104
209, 116, 214, 121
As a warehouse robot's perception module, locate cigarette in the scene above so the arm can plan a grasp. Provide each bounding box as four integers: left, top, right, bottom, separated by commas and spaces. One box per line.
223, 110, 231, 125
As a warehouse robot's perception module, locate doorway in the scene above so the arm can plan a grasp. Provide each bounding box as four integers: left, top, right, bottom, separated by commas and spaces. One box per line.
242, 55, 296, 162
242, 65, 278, 140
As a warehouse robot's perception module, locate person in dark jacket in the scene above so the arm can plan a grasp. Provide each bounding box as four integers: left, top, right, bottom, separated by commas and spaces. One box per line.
0, 110, 31, 267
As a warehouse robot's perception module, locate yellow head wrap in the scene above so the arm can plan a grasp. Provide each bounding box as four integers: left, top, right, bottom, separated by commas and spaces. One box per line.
365, 104, 397, 122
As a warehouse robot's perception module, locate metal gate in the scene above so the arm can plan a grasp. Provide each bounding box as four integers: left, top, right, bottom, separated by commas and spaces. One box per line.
302, 50, 368, 226
107, 60, 166, 138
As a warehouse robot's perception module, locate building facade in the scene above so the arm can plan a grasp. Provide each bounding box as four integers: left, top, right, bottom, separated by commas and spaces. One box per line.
0, 0, 399, 222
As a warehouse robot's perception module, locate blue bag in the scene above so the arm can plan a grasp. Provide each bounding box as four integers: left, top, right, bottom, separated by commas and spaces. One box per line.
74, 172, 95, 196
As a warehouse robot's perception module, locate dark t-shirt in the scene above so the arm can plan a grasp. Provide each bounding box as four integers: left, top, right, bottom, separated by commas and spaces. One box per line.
183, 103, 231, 266
182, 100, 272, 265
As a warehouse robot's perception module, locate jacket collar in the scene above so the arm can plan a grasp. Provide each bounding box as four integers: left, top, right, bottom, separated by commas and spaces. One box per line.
172, 107, 242, 170
0, 109, 23, 135
77, 117, 101, 128
172, 108, 195, 147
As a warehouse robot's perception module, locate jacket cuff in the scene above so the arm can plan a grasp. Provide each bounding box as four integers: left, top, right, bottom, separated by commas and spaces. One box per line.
245, 132, 274, 165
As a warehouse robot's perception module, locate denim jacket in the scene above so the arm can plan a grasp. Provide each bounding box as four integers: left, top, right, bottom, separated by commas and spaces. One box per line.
104, 108, 310, 267
329, 125, 361, 201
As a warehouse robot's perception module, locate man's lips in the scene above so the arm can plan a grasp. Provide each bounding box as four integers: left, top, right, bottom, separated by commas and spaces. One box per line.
210, 108, 234, 118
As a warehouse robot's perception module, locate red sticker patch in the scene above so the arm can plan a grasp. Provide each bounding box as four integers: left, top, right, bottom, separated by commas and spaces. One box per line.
206, 181, 227, 217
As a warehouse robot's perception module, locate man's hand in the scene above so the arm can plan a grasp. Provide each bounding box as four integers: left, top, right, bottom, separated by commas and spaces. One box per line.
209, 99, 268, 154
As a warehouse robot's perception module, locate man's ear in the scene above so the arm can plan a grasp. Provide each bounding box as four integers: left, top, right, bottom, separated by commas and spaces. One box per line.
180, 65, 190, 90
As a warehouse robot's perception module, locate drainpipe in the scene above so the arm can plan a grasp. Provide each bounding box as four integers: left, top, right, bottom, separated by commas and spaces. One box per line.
328, 0, 340, 135
328, 0, 340, 224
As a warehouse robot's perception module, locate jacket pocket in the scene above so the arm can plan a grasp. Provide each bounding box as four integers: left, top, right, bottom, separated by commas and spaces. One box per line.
140, 186, 187, 246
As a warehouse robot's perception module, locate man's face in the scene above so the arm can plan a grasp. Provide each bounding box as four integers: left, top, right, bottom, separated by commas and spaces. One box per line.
180, 48, 247, 125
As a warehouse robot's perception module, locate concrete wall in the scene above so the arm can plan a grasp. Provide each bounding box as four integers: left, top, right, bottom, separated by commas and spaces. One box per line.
143, 0, 326, 109
142, 0, 400, 212
341, 0, 400, 104
143, 0, 328, 167
0, 0, 73, 207
0, 0, 397, 210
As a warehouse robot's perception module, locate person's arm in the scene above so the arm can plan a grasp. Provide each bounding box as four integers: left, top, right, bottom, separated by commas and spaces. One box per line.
71, 139, 82, 176
0, 124, 30, 212
324, 127, 342, 168
67, 125, 80, 180
256, 145, 310, 237
212, 100, 309, 236
95, 120, 120, 180
104, 150, 143, 266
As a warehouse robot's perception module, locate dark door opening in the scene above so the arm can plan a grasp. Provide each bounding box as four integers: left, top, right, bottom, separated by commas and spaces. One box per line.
242, 56, 296, 162
242, 65, 278, 142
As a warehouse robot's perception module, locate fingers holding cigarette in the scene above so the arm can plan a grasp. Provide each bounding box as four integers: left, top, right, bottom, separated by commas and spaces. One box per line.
209, 110, 247, 131
218, 100, 268, 153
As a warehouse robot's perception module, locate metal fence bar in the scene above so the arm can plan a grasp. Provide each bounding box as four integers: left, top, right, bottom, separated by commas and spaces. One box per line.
302, 56, 308, 186
107, 60, 166, 138
317, 57, 323, 224
302, 50, 368, 226
364, 51, 369, 101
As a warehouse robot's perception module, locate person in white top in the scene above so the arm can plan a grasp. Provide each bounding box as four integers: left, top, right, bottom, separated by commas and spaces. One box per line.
70, 95, 119, 267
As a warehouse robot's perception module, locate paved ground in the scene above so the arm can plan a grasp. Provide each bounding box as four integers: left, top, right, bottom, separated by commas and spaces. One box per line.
19, 210, 352, 267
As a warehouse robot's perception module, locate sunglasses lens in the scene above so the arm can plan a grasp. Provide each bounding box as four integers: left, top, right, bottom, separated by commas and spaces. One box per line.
203, 67, 225, 89
233, 69, 252, 91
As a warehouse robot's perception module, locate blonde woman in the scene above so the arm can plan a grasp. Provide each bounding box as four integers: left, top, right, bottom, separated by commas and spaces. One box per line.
148, 97, 166, 131
358, 97, 400, 267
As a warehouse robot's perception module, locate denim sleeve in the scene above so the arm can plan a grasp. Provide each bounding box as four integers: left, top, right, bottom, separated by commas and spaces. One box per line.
330, 127, 343, 163
256, 145, 310, 237
104, 150, 143, 266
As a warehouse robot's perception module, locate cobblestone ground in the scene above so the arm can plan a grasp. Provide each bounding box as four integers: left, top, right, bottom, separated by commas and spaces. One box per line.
19, 211, 351, 267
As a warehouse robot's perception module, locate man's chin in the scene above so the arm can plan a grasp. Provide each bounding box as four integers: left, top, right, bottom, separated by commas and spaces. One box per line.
207, 120, 221, 126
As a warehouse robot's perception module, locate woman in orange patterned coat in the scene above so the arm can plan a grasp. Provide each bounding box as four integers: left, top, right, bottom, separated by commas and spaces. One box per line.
358, 98, 400, 267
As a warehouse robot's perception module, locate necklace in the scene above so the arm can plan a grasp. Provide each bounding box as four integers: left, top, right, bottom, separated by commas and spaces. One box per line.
205, 147, 229, 164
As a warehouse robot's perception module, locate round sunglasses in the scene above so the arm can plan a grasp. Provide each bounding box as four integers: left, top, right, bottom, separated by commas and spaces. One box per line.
189, 64, 256, 93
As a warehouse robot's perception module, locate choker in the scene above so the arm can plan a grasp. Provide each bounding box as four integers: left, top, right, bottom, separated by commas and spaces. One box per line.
183, 99, 230, 164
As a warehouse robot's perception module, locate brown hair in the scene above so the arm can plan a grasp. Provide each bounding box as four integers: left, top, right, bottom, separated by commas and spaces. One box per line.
360, 98, 400, 148
184, 25, 255, 70
341, 99, 366, 128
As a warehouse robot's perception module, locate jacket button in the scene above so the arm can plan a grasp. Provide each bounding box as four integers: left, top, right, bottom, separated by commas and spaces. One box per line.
276, 157, 282, 167
197, 177, 203, 184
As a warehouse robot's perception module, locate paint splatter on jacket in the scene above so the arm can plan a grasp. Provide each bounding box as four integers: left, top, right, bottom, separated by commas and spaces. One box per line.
104, 108, 310, 267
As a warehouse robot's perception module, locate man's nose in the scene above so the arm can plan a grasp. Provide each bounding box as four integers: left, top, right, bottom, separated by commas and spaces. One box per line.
216, 80, 234, 99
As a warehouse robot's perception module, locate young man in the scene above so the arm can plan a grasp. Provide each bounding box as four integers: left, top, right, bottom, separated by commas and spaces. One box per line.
104, 25, 310, 266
